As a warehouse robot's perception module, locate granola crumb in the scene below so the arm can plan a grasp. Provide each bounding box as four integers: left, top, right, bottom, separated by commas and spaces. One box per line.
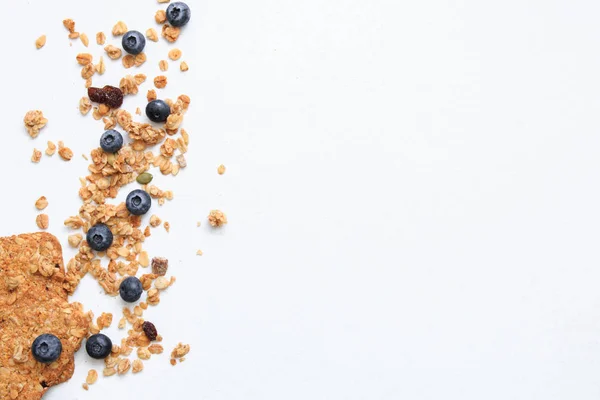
112, 21, 128, 36
171, 343, 190, 360
146, 28, 159, 42
82, 154, 89, 160
36, 214, 49, 230
24, 110, 48, 138
63, 19, 75, 33
96, 32, 106, 45
45, 141, 56, 156
35, 35, 46, 49
132, 359, 144, 373
155, 10, 167, 24
158, 0, 171, 3
176, 154, 186, 168
86, 369, 98, 385
118, 317, 126, 329
180, 61, 189, 72
159, 60, 169, 71
196, 221, 201, 227
147, 89, 157, 102
31, 148, 42, 163
168, 48, 182, 60
163, 221, 170, 232
196, 250, 203, 256
80, 33, 89, 47
35, 196, 48, 210
208, 210, 228, 227
136, 107, 141, 115
149, 215, 162, 227
218, 164, 226, 175
154, 75, 167, 89
170, 359, 177, 366
82, 383, 89, 391
79, 97, 92, 115
95, 56, 106, 75
68, 233, 82, 247
69, 32, 80, 39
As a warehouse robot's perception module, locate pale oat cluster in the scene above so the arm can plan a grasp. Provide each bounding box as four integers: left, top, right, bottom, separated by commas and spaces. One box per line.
23, 110, 48, 138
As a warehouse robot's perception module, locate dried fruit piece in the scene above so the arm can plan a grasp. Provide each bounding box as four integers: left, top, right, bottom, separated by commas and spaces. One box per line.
151, 257, 168, 276
142, 321, 158, 341
88, 86, 124, 108
35, 35, 46, 49
35, 196, 48, 210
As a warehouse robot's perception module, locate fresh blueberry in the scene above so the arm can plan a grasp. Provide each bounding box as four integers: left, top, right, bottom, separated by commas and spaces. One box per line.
122, 30, 146, 55
126, 189, 152, 216
86, 333, 113, 359
32, 334, 62, 364
86, 223, 114, 252
100, 130, 123, 153
120, 276, 143, 303
166, 2, 191, 27
145, 100, 171, 123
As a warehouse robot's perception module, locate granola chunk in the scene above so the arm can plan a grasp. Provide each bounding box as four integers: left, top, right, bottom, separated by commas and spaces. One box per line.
208, 210, 228, 227
24, 110, 48, 138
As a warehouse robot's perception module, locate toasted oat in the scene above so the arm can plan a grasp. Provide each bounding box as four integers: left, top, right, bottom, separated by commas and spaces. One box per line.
69, 32, 80, 39
196, 222, 201, 227
196, 250, 203, 256
36, 214, 49, 230
31, 148, 42, 163
120, 75, 140, 95
137, 347, 151, 360
105, 45, 122, 60
136, 107, 141, 116
138, 251, 150, 267
76, 53, 93, 65
163, 221, 170, 232
80, 33, 89, 47
155, 10, 167, 24
82, 154, 89, 160
63, 19, 75, 33
97, 312, 113, 329
154, 75, 167, 89
175, 154, 186, 169
146, 28, 158, 42
170, 359, 177, 366
122, 54, 135, 68
85, 77, 93, 88
132, 359, 144, 373
96, 32, 106, 45
86, 369, 98, 385
168, 48, 182, 60
218, 164, 226, 175
79, 97, 92, 115
208, 210, 228, 227
58, 144, 74, 161
159, 60, 169, 71
154, 276, 173, 290
158, 0, 171, 3
24, 110, 48, 138
117, 358, 131, 374
103, 367, 116, 377
35, 196, 48, 210
147, 89, 157, 102
68, 233, 83, 247
118, 317, 127, 329
95, 56, 106, 75
162, 24, 180, 42
112, 21, 128, 36
81, 63, 95, 79
180, 61, 189, 72
148, 344, 164, 354
35, 35, 46, 49
135, 53, 147, 67
171, 343, 190, 359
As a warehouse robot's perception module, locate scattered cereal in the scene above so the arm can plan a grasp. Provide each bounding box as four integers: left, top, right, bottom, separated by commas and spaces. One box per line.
31, 149, 42, 163
96, 32, 106, 45
146, 28, 158, 42
155, 10, 167, 24
218, 164, 226, 175
86, 369, 98, 385
24, 110, 48, 138
170, 343, 190, 364
180, 61, 189, 72
154, 75, 167, 89
112, 21, 128, 36
35, 35, 46, 49
80, 33, 89, 47
68, 233, 83, 247
168, 49, 182, 60
36, 214, 49, 230
159, 60, 169, 71
104, 45, 122, 60
162, 24, 180, 42
208, 210, 228, 227
35, 196, 48, 210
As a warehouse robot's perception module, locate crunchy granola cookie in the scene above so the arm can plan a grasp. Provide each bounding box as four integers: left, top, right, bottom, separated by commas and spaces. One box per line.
0, 232, 88, 400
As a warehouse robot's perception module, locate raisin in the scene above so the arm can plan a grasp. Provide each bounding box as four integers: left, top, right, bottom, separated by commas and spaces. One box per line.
103, 85, 124, 108
142, 321, 158, 341
88, 87, 106, 103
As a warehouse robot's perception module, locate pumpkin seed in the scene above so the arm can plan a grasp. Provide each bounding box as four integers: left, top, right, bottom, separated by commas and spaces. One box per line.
136, 172, 153, 185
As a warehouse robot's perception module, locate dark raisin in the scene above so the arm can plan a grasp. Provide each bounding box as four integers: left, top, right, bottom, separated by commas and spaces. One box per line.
88, 87, 106, 103
102, 85, 124, 108
142, 321, 158, 341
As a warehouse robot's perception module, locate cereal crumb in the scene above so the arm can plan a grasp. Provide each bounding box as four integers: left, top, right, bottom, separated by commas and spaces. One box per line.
208, 210, 228, 227
146, 28, 159, 42
163, 221, 170, 232
136, 107, 141, 115
35, 35, 46, 49
159, 60, 169, 71
218, 164, 226, 175
63, 19, 75, 33
31, 149, 42, 163
82, 154, 89, 160
68, 233, 83, 247
80, 33, 89, 47
82, 383, 89, 391
112, 21, 128, 36
180, 61, 189, 72
171, 343, 190, 359
154, 75, 167, 89
79, 97, 92, 115
96, 32, 106, 45
24, 110, 48, 138
196, 250, 203, 256
45, 141, 56, 156
168, 48, 182, 61
86, 369, 98, 385
155, 10, 167, 24
35, 196, 48, 210
147, 89, 157, 102
132, 359, 144, 373
36, 214, 49, 230
162, 24, 180, 42
151, 257, 168, 276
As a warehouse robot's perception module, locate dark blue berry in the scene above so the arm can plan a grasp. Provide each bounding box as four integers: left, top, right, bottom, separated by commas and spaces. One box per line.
86, 223, 114, 252
126, 189, 152, 216
122, 31, 146, 55
32, 334, 62, 364
120, 276, 143, 303
166, 2, 191, 27
145, 100, 170, 123
100, 130, 123, 153
86, 333, 113, 359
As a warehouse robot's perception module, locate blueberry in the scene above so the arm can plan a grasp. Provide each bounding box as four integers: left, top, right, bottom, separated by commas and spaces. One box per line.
145, 100, 171, 123
86, 333, 113, 359
166, 2, 191, 27
100, 130, 124, 153
126, 189, 152, 216
86, 223, 114, 252
120, 276, 143, 302
122, 31, 146, 55
32, 334, 62, 364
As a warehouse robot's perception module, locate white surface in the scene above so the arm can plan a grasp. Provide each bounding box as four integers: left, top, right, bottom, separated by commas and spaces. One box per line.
2, 0, 599, 398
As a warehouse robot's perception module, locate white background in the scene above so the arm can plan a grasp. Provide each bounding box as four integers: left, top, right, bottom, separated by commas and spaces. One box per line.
2, 0, 599, 399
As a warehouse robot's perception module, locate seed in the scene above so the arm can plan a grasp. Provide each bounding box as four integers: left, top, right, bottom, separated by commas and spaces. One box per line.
136, 172, 153, 185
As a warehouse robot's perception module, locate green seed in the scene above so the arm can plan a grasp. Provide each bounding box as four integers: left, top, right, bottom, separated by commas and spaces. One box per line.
136, 172, 153, 185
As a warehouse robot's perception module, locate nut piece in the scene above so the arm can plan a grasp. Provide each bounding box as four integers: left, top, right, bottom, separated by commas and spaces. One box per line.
154, 75, 167, 89
112, 21, 128, 36
35, 35, 46, 49
159, 60, 169, 71
80, 33, 89, 47
155, 10, 167, 24
76, 53, 93, 65
151, 257, 168, 276
180, 61, 189, 72
218, 164, 226, 175
208, 210, 228, 227
24, 110, 48, 138
168, 49, 182, 60
162, 24, 181, 42
96, 32, 106, 45
35, 196, 48, 210
104, 45, 122, 60
146, 28, 158, 42
45, 141, 56, 156
68, 234, 83, 247
36, 214, 49, 230
31, 149, 42, 163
